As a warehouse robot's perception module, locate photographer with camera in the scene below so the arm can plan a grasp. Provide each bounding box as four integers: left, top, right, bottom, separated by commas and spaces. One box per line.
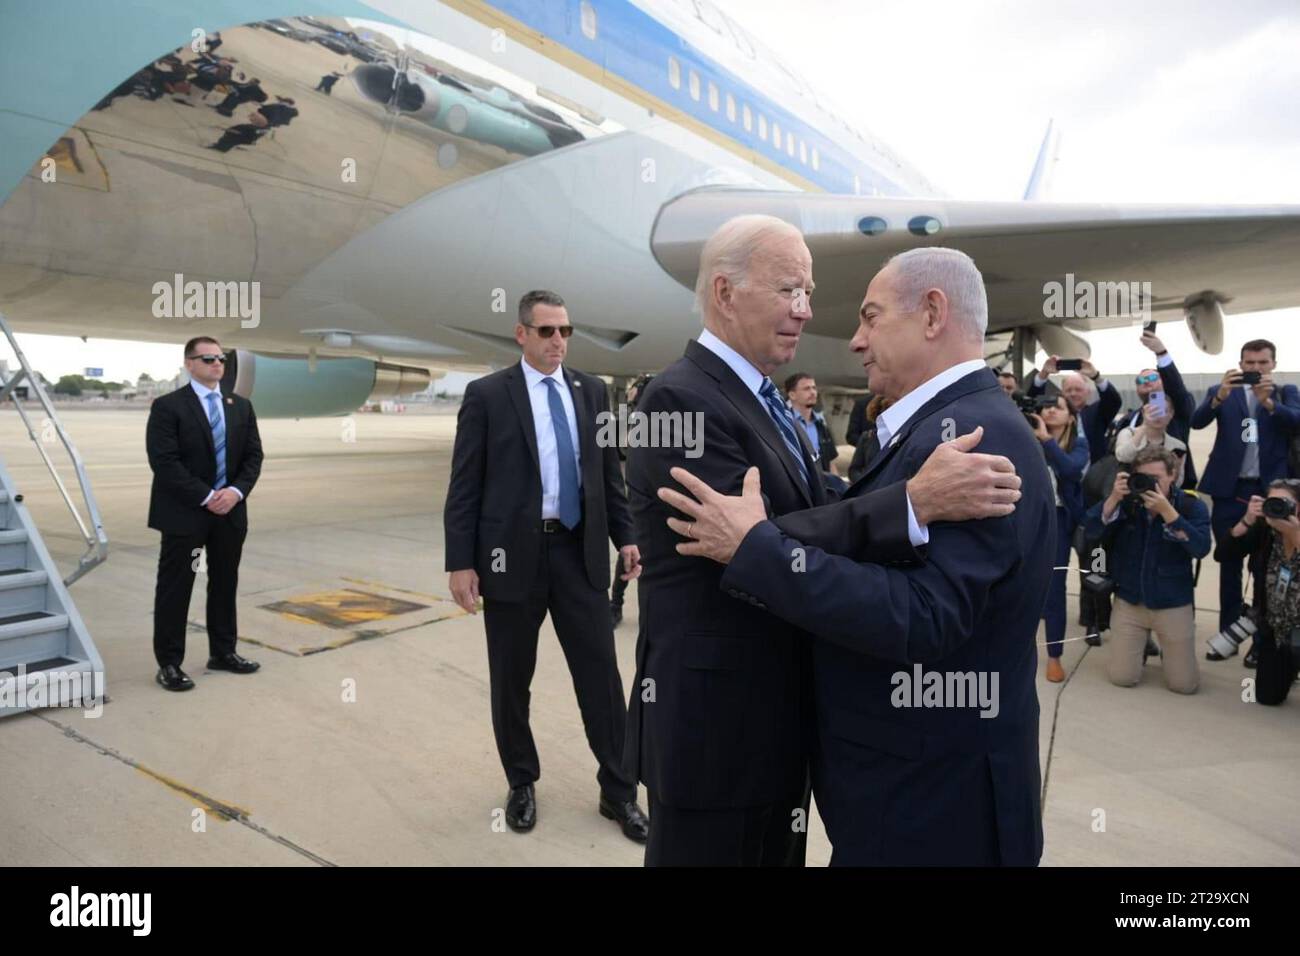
1086, 446, 1211, 693
1192, 339, 1300, 661
1210, 480, 1300, 703
1030, 393, 1090, 682
1028, 356, 1120, 465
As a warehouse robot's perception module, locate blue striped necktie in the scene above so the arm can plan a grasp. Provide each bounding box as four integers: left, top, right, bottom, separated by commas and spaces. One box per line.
205, 392, 227, 489
543, 378, 582, 529
758, 378, 810, 488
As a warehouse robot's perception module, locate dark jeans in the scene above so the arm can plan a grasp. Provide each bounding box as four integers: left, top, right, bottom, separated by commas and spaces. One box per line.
1211, 479, 1265, 633
1043, 506, 1074, 659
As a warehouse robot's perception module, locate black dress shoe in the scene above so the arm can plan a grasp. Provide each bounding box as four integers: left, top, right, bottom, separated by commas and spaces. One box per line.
1085, 631, 1102, 647
505, 784, 536, 832
1244, 647, 1258, 669
156, 664, 195, 692
207, 652, 260, 674
599, 794, 649, 843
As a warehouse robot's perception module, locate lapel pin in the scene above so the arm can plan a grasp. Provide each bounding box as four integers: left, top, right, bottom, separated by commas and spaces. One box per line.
226, 397, 233, 405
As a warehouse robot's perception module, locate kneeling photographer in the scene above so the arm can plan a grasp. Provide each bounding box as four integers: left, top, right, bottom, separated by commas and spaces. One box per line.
1213, 479, 1300, 705
1085, 446, 1211, 693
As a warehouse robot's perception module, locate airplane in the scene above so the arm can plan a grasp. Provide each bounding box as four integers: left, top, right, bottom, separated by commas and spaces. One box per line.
3, 0, 1300, 421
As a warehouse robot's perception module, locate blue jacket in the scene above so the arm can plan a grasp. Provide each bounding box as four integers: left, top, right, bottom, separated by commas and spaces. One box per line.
1043, 431, 1089, 527
1084, 489, 1211, 609
722, 369, 1052, 866
1190, 383, 1300, 499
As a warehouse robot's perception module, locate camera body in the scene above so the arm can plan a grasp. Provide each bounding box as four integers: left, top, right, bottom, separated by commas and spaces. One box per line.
1263, 496, 1297, 520
1124, 470, 1157, 506
1239, 370, 1262, 386
1017, 394, 1056, 427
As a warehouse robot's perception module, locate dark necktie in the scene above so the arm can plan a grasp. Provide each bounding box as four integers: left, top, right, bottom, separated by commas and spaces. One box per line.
205, 391, 227, 489
543, 377, 582, 529
758, 378, 810, 488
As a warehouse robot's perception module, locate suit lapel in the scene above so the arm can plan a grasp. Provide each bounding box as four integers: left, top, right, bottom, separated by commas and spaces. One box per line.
222, 393, 239, 464
846, 368, 998, 494
684, 340, 813, 507
563, 367, 595, 489
505, 366, 541, 474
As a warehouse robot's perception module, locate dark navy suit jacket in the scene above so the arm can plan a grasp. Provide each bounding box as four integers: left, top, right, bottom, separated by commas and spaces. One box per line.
624, 340, 916, 810
1189, 383, 1300, 499
722, 368, 1054, 865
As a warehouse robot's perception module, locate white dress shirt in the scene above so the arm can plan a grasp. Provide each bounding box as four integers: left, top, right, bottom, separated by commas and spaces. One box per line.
520, 358, 582, 520
189, 379, 242, 506
873, 358, 990, 546
696, 329, 929, 546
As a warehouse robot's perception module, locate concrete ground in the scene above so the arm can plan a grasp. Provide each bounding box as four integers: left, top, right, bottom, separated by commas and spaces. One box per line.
0, 406, 1295, 866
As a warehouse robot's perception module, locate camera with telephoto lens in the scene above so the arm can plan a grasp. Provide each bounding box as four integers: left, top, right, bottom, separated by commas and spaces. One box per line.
1262, 496, 1297, 520
1207, 612, 1257, 660
1017, 394, 1056, 427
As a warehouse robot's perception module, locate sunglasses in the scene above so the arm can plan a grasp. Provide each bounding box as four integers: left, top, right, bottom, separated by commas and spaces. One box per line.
529, 325, 573, 339
187, 354, 226, 364
1135, 373, 1160, 385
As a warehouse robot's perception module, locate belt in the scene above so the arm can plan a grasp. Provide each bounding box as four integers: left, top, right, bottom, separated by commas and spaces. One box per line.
541, 518, 579, 534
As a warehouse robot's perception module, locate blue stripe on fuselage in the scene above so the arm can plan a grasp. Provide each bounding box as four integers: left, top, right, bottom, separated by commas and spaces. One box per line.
484, 0, 911, 196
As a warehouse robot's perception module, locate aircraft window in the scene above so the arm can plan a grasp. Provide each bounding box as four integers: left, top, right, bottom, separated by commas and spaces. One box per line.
668, 57, 681, 89
811, 147, 820, 171
758, 114, 767, 140
772, 122, 781, 150
786, 135, 795, 158
742, 103, 752, 131
725, 92, 736, 122
580, 1, 597, 40
854, 174, 861, 195
799, 140, 807, 164
708, 81, 719, 111
689, 70, 700, 101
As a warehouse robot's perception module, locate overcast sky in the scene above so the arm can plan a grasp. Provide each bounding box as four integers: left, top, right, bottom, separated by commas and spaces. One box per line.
5, 0, 1297, 386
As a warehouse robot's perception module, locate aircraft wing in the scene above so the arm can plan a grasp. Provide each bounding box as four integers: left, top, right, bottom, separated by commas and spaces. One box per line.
650, 189, 1300, 350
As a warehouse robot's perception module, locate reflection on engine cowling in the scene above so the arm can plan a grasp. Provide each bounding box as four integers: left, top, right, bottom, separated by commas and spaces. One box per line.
224, 350, 431, 418
351, 63, 584, 154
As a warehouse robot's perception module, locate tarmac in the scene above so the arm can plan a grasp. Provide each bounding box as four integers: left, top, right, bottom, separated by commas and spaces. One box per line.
0, 405, 1296, 866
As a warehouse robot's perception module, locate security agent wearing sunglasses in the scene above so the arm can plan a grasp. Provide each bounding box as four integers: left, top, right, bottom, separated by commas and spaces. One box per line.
443, 290, 648, 843
145, 336, 263, 692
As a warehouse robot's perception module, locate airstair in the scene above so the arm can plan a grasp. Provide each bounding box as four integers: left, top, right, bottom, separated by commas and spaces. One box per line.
0, 312, 107, 716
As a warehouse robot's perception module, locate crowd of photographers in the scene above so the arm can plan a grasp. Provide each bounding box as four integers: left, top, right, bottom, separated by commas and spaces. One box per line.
839, 331, 1300, 706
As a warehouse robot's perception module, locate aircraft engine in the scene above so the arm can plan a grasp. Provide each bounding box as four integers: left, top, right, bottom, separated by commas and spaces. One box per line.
220, 350, 430, 418
1184, 293, 1226, 355
1030, 323, 1091, 360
